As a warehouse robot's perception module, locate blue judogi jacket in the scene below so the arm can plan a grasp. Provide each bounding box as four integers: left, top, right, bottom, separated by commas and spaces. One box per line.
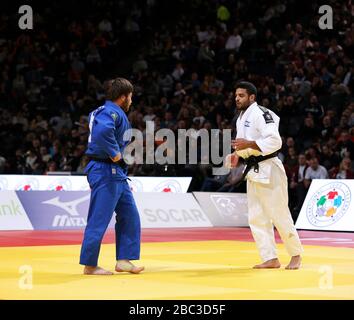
85, 100, 132, 180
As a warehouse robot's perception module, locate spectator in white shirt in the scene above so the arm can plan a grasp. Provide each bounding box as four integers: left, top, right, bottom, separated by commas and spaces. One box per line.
225, 28, 242, 52
40, 146, 52, 163
304, 157, 328, 188
196, 25, 215, 43
171, 63, 185, 81
25, 149, 38, 171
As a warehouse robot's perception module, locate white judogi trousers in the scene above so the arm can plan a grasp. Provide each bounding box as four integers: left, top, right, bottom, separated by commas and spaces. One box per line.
247, 163, 303, 262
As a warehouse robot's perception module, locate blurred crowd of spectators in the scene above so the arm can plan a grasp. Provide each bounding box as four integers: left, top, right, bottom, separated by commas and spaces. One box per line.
0, 0, 353, 218
0, 0, 153, 174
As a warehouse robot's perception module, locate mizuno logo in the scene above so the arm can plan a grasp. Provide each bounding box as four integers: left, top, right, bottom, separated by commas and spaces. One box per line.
42, 194, 90, 217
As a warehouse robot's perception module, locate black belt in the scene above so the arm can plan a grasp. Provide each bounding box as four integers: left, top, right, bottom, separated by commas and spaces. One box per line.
235, 151, 279, 187
87, 155, 127, 169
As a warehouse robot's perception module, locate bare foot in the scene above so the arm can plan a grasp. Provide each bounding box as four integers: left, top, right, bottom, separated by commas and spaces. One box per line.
83, 266, 114, 275
115, 260, 144, 274
285, 255, 302, 270
253, 258, 281, 269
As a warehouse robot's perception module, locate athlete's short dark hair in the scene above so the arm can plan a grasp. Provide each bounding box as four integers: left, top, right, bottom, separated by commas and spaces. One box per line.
235, 81, 257, 98
104, 77, 134, 101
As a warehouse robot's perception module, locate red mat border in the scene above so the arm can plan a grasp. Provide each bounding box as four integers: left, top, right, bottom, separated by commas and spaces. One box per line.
0, 228, 354, 248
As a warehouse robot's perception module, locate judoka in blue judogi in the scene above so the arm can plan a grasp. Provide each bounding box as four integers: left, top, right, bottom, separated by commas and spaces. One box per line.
80, 78, 144, 275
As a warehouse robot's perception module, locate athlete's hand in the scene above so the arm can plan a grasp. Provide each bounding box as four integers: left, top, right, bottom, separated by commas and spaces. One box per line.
234, 139, 261, 152
233, 138, 251, 151
110, 153, 122, 162
224, 153, 239, 169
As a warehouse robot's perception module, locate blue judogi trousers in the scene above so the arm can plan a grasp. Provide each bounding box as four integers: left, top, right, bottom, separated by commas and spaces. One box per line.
80, 165, 141, 266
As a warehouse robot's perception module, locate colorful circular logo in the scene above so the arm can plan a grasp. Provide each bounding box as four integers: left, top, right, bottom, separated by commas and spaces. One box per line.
47, 178, 73, 191
306, 182, 351, 227
153, 180, 182, 193
16, 178, 40, 191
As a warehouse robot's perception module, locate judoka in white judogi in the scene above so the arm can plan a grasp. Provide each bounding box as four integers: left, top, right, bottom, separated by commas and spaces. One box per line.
232, 97, 303, 269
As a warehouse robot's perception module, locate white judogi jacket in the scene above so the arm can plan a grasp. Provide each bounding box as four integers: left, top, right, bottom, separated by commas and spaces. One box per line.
236, 102, 284, 184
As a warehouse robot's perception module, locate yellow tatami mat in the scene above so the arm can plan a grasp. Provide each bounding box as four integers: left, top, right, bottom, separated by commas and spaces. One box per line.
1, 240, 354, 299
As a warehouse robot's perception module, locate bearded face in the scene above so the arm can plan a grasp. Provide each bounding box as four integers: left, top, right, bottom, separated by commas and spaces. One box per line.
121, 93, 133, 112
235, 88, 255, 111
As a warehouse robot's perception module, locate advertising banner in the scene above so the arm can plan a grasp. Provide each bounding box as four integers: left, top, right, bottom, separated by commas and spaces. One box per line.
16, 191, 93, 230
133, 192, 212, 228
3, 190, 211, 230
0, 191, 33, 230
193, 192, 249, 227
